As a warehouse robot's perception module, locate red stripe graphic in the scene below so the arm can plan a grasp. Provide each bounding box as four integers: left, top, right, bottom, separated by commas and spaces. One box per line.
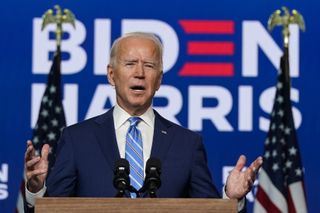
188, 41, 234, 55
256, 185, 282, 213
179, 20, 234, 34
179, 63, 234, 76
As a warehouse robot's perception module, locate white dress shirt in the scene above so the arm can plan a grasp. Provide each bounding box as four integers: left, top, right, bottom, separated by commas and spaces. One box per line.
113, 104, 155, 177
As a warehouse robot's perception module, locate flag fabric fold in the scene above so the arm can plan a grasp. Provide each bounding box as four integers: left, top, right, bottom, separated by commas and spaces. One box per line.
16, 48, 66, 212
254, 47, 307, 213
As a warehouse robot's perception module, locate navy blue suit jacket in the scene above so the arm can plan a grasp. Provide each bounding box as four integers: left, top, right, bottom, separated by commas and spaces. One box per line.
46, 108, 220, 198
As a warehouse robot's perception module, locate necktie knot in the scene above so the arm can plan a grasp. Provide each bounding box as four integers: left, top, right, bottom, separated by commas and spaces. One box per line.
128, 117, 141, 127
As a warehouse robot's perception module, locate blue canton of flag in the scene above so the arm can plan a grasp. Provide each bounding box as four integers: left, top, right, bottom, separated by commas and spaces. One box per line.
254, 48, 307, 213
31, 48, 66, 168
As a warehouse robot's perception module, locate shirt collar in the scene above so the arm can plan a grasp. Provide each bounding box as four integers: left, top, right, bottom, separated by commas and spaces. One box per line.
113, 104, 155, 129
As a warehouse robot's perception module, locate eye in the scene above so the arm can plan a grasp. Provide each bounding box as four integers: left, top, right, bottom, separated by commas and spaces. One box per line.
144, 63, 156, 69
125, 62, 135, 67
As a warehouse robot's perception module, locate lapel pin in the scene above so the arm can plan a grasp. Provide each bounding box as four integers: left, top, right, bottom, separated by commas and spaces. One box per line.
161, 130, 167, 134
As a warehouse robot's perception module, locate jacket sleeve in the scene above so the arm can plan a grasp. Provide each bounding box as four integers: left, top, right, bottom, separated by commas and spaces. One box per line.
188, 135, 221, 198
46, 128, 77, 196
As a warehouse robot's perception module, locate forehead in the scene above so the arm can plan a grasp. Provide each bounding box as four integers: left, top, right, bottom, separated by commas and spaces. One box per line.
117, 37, 159, 58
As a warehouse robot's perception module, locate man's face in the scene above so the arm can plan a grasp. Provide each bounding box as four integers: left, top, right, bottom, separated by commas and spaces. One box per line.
107, 37, 163, 115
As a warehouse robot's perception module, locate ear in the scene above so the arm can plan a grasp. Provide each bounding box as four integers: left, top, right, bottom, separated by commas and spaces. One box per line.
155, 71, 163, 91
107, 64, 115, 86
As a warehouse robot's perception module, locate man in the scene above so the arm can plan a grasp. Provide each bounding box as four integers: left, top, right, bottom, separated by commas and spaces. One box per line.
25, 32, 262, 210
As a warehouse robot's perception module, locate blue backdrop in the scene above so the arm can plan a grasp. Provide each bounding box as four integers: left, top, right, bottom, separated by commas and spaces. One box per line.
1, 0, 319, 212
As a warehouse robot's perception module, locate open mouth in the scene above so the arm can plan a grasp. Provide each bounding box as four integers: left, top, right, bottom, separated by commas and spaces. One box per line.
130, 85, 145, 91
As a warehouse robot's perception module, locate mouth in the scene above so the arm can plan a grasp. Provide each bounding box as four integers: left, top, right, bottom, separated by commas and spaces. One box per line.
130, 85, 145, 91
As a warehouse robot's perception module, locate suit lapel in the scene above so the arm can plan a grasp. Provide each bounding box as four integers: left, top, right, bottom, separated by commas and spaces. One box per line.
93, 108, 120, 169
150, 111, 174, 163
92, 109, 174, 169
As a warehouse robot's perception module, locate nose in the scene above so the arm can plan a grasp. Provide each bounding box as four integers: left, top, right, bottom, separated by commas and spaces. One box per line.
135, 63, 145, 78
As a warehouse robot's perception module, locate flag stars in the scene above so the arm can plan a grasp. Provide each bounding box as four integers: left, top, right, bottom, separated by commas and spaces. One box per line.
289, 146, 297, 156
50, 85, 56, 93
42, 124, 48, 131
271, 123, 276, 131
277, 82, 283, 89
284, 127, 291, 135
33, 136, 39, 144
276, 96, 284, 104
272, 150, 277, 157
277, 110, 284, 117
280, 138, 285, 145
285, 160, 292, 168
272, 136, 277, 144
272, 163, 279, 171
51, 119, 58, 127
265, 138, 270, 145
41, 109, 49, 117
264, 151, 270, 159
295, 168, 302, 176
279, 124, 284, 130
47, 132, 56, 141
55, 106, 62, 114
42, 96, 49, 103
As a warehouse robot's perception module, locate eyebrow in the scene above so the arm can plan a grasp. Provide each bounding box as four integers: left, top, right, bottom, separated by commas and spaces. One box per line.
121, 59, 158, 65
122, 59, 138, 62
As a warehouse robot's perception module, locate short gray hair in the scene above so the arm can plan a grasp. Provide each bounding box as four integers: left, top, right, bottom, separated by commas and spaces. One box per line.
109, 32, 163, 71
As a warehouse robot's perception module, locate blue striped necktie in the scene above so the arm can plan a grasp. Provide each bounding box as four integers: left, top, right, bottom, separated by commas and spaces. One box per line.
125, 117, 144, 198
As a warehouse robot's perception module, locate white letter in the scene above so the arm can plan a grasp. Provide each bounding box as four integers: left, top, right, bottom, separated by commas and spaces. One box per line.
222, 166, 233, 185
94, 19, 111, 75
122, 19, 179, 73
242, 21, 299, 77
189, 86, 233, 131
0, 184, 8, 200
153, 85, 182, 125
259, 87, 302, 132
0, 164, 8, 182
238, 86, 253, 131
63, 84, 79, 125
32, 18, 87, 74
85, 85, 116, 119
288, 25, 300, 77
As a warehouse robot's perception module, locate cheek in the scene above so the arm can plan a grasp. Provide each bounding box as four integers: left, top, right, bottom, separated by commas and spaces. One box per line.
155, 75, 162, 89
113, 73, 126, 85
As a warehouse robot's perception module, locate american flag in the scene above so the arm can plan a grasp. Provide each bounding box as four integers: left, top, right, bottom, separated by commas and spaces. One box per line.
30, 48, 66, 167
16, 48, 66, 212
254, 47, 307, 212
